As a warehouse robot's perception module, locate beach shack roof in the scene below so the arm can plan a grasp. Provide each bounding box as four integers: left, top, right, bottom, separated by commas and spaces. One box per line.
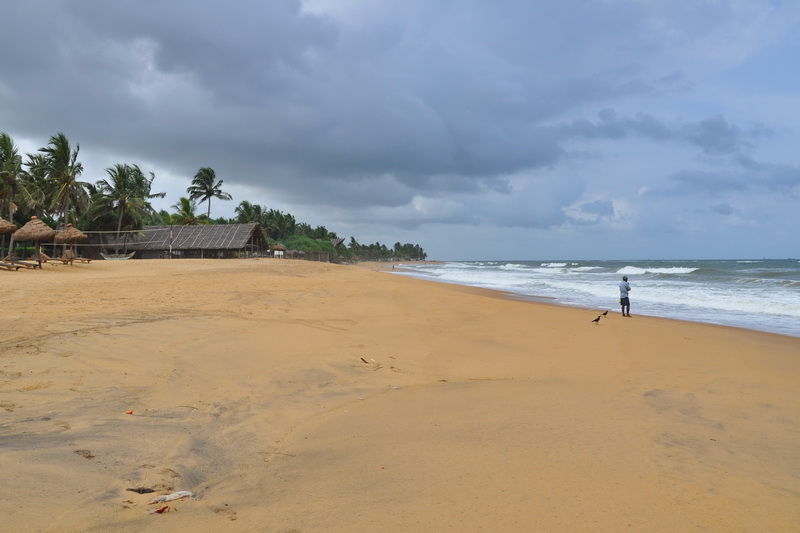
55, 224, 88, 244
0, 217, 16, 235
13, 216, 56, 242
123, 223, 269, 253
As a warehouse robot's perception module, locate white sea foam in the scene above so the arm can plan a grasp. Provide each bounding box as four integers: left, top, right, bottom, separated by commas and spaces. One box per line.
500, 263, 532, 270
396, 259, 800, 337
618, 266, 699, 275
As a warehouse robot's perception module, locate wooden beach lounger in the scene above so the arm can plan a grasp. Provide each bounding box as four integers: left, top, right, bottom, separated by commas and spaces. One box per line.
40, 252, 71, 265
39, 252, 91, 265
63, 250, 92, 263
10, 259, 41, 269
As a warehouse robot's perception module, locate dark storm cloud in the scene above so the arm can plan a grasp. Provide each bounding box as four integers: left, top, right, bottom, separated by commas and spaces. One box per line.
735, 156, 800, 192
667, 155, 800, 197
0, 0, 674, 195
555, 110, 769, 157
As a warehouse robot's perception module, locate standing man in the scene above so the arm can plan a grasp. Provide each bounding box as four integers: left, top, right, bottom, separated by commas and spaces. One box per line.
619, 276, 632, 317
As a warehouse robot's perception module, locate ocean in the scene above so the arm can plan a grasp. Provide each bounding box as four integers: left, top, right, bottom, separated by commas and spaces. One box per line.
393, 259, 800, 338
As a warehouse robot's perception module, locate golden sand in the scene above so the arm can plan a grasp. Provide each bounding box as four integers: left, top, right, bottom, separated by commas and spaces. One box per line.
1, 259, 798, 532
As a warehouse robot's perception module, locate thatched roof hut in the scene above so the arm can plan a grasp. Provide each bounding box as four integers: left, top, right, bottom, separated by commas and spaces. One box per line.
0, 218, 16, 235
13, 216, 55, 242
108, 223, 270, 259
55, 224, 88, 244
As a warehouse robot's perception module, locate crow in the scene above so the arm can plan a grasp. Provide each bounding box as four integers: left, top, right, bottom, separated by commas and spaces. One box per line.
602, 310, 609, 316
591, 315, 601, 324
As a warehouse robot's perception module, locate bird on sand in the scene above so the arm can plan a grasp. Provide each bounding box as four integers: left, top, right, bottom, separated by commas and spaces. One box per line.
602, 310, 609, 316
591, 315, 601, 324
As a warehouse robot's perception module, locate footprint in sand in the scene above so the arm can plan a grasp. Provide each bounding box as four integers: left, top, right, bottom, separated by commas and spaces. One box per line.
17, 381, 53, 392
0, 401, 15, 412
159, 467, 182, 479
213, 505, 238, 521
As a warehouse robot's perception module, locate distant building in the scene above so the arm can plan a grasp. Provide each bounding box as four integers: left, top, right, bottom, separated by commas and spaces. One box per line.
271, 244, 286, 258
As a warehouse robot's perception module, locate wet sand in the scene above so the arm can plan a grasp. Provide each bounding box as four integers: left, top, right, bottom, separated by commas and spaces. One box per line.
1, 259, 798, 532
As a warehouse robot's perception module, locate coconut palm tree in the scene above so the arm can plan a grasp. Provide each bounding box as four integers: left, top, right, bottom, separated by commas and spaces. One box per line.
38, 133, 88, 227
187, 167, 232, 220
17, 153, 51, 220
0, 133, 23, 223
154, 209, 173, 225
234, 200, 263, 223
90, 163, 166, 252
262, 209, 296, 240
171, 197, 207, 225
0, 133, 23, 256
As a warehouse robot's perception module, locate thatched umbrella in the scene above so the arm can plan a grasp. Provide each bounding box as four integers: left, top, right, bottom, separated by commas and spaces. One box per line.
10, 216, 56, 264
55, 223, 89, 260
0, 218, 16, 261
55, 223, 87, 244
0, 218, 16, 235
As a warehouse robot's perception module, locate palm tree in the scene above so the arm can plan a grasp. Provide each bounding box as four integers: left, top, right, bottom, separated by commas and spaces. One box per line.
262, 209, 296, 240
154, 209, 174, 225
171, 197, 207, 225
295, 222, 312, 236
38, 133, 88, 227
234, 200, 263, 223
0, 133, 23, 256
18, 153, 51, 220
187, 167, 232, 220
310, 225, 335, 240
90, 163, 166, 252
0, 133, 23, 223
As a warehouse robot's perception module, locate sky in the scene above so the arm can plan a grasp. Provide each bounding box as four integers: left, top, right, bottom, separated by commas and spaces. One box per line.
1, 0, 798, 261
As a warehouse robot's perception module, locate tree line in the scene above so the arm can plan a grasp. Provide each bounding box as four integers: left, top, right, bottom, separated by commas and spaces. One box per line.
0, 132, 427, 261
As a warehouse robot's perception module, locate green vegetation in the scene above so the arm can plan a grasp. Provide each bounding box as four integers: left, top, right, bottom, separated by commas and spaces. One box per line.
0, 132, 427, 262
230, 204, 427, 262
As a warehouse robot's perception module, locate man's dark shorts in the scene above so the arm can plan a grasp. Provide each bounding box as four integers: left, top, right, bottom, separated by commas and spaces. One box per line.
620, 297, 630, 306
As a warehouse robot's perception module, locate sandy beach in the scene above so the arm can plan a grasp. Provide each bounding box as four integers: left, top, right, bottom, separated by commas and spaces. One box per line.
1, 259, 798, 532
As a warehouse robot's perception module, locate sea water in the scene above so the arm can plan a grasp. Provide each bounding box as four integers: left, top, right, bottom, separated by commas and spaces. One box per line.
393, 259, 800, 338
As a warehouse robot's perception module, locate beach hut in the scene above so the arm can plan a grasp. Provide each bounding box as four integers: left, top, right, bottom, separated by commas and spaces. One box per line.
55, 223, 89, 263
272, 244, 286, 258
9, 216, 56, 266
113, 223, 270, 259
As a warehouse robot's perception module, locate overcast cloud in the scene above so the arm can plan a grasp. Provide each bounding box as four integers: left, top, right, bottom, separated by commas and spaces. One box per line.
1, 0, 798, 259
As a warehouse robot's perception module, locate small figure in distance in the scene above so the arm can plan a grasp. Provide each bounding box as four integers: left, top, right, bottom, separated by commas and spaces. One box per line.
591, 315, 601, 324
619, 275, 632, 317
602, 310, 609, 316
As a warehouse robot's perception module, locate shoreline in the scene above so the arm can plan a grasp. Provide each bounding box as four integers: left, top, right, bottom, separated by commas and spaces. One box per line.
2, 259, 799, 531
371, 260, 800, 339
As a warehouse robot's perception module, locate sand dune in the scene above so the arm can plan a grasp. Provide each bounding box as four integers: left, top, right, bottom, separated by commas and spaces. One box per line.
1, 259, 798, 532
